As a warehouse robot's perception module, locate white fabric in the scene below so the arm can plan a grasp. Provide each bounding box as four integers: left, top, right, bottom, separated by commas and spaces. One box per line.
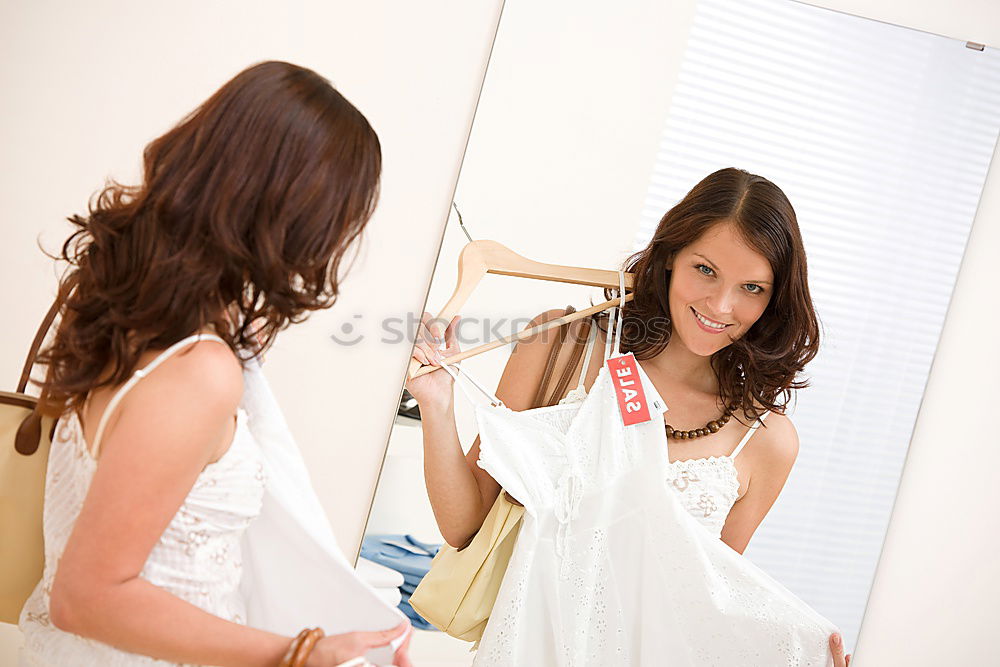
662, 412, 769, 538
561, 307, 775, 539
355, 557, 406, 590
18, 334, 407, 666
452, 278, 839, 666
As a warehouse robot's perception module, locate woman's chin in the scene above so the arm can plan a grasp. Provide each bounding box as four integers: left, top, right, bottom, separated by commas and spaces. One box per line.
678, 330, 732, 357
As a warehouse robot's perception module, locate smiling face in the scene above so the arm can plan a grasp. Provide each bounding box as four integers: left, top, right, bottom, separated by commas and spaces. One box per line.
665, 220, 774, 357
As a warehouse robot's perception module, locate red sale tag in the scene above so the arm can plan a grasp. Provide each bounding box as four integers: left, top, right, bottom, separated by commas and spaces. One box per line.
607, 352, 653, 426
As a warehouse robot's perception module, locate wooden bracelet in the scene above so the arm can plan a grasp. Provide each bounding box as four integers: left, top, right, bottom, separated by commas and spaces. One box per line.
279, 629, 310, 667
290, 627, 325, 667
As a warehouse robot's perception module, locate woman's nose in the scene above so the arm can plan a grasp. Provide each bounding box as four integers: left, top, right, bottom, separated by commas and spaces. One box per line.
706, 290, 735, 319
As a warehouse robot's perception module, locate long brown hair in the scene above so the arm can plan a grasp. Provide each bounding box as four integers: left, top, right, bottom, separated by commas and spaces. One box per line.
597, 167, 820, 423
33, 60, 382, 417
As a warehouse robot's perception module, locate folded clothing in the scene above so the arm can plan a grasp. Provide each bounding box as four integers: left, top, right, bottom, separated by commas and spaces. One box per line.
356, 556, 406, 589
361, 534, 443, 632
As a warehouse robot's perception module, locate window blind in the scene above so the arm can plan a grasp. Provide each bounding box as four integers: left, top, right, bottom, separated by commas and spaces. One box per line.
633, 0, 1000, 649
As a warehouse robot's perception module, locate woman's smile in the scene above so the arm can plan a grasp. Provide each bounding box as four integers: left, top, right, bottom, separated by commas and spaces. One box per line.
691, 307, 732, 333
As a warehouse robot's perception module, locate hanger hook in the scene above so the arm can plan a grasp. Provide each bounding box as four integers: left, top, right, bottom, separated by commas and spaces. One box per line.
452, 201, 474, 243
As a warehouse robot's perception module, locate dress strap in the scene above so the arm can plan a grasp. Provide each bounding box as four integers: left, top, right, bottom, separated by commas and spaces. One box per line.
602, 270, 627, 364
729, 410, 771, 459
90, 333, 229, 458
437, 359, 504, 408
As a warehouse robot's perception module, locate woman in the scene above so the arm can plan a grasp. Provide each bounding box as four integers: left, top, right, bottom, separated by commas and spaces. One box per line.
20, 61, 411, 666
407, 167, 851, 665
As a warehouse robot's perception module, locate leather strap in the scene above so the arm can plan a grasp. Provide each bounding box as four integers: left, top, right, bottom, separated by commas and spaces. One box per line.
10, 292, 64, 457
545, 314, 592, 408
18, 293, 64, 394
530, 306, 593, 408
529, 306, 570, 408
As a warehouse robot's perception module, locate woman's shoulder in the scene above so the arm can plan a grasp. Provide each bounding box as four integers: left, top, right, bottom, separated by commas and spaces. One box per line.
746, 408, 799, 470
149, 334, 241, 385
123, 337, 244, 423
495, 307, 592, 410
82, 336, 244, 463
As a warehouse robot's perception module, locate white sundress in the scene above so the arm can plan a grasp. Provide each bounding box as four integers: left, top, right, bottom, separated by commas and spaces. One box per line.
441, 273, 840, 667
558, 309, 772, 540
18, 333, 408, 666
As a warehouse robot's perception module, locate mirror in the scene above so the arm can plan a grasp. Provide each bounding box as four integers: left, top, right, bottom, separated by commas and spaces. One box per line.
359, 0, 1000, 663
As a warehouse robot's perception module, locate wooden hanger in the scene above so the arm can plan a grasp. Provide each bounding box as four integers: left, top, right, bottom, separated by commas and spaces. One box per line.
408, 240, 634, 380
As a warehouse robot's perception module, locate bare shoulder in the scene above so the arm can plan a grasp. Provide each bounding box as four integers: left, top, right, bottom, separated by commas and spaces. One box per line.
751, 411, 800, 472
104, 339, 244, 443
495, 307, 580, 411
153, 339, 243, 407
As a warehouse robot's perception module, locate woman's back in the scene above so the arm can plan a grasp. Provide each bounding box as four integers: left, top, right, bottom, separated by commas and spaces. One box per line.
19, 334, 266, 666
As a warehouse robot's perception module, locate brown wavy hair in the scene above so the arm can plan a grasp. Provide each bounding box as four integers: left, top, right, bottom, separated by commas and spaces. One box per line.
32, 60, 382, 417
595, 167, 820, 424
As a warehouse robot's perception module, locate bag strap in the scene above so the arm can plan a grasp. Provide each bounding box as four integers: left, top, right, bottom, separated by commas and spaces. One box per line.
530, 305, 594, 408
9, 294, 64, 457
18, 294, 63, 394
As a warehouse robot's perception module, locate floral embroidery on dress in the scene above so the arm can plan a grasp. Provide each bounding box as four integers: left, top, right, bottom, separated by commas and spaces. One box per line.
18, 405, 266, 666
671, 469, 700, 492
664, 458, 740, 538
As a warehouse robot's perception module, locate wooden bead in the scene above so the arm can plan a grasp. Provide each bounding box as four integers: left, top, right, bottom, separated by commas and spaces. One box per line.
663, 402, 744, 438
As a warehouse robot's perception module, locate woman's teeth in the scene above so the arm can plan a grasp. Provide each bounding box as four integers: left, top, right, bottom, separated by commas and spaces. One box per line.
693, 309, 728, 330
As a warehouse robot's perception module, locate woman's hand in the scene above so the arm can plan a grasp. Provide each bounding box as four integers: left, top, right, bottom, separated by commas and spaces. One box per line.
830, 631, 851, 666
305, 621, 411, 666
405, 311, 461, 413
391, 623, 413, 667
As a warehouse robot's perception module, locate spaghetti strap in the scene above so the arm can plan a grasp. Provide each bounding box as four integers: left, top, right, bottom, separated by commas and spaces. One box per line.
729, 410, 771, 459
437, 360, 503, 407
89, 333, 229, 458
573, 318, 598, 390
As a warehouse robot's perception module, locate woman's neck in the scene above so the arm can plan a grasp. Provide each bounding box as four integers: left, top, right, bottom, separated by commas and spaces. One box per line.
643, 335, 719, 396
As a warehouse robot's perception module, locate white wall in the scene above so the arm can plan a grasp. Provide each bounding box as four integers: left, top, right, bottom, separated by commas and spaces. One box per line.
3, 1, 1000, 665
0, 0, 502, 660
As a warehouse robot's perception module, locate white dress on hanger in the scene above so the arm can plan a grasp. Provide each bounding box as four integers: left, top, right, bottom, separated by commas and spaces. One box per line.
443, 275, 839, 667
559, 313, 771, 540
19, 333, 407, 666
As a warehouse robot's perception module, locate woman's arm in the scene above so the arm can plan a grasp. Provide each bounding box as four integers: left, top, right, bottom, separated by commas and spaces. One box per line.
49, 342, 293, 666
719, 412, 800, 555
410, 308, 574, 548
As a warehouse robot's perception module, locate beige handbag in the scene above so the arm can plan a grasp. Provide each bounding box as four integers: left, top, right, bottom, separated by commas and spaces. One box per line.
409, 308, 593, 644
0, 297, 62, 624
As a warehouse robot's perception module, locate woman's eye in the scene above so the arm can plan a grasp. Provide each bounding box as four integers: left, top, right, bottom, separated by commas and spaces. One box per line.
695, 263, 714, 276
746, 284, 764, 294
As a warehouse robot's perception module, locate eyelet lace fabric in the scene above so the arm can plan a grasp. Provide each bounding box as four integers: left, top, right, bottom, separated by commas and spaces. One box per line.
664, 457, 740, 538
469, 360, 839, 667
18, 408, 266, 666
567, 388, 751, 540
18, 333, 407, 666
